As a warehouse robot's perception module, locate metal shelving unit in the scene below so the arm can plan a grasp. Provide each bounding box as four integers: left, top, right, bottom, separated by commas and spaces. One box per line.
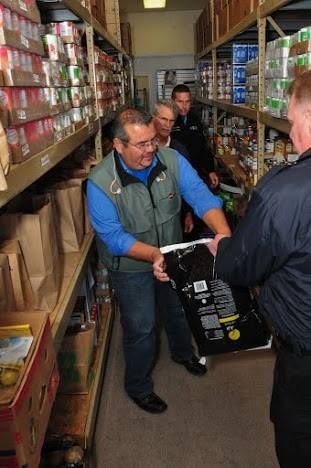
0, 120, 99, 208
0, 1, 129, 461
196, 0, 311, 183
196, 97, 257, 121
50, 232, 95, 352
197, 10, 258, 59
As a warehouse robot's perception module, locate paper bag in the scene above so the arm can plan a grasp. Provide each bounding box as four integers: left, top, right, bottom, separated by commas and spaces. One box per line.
0, 119, 9, 191
50, 180, 85, 253
0, 195, 61, 311
0, 240, 34, 310
0, 254, 15, 311
64, 173, 92, 234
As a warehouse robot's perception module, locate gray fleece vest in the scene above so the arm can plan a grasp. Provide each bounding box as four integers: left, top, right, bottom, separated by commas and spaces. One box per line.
88, 147, 183, 272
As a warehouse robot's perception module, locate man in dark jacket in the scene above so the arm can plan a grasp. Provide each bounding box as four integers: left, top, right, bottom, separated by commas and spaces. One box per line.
171, 84, 218, 188
207, 71, 311, 468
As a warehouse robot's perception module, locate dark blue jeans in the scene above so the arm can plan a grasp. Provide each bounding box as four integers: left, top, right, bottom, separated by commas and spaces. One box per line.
109, 270, 193, 399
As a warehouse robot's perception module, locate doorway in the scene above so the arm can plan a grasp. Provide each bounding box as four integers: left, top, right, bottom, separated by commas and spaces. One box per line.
134, 75, 151, 112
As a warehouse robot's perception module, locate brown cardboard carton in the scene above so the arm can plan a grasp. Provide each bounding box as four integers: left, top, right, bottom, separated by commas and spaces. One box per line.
2, 70, 45, 87
0, 313, 59, 468
120, 23, 132, 56
216, 5, 229, 39
0, 27, 44, 56
229, 0, 252, 29
0, 0, 41, 24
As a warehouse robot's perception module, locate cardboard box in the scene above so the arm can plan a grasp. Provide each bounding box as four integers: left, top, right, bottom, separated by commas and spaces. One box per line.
229, 0, 252, 29
233, 64, 246, 84
1, 70, 45, 87
0, 0, 41, 24
0, 88, 50, 127
216, 5, 229, 40
0, 27, 44, 56
290, 39, 311, 57
58, 322, 96, 394
251, 0, 259, 10
120, 22, 132, 56
0, 312, 59, 468
7, 118, 54, 163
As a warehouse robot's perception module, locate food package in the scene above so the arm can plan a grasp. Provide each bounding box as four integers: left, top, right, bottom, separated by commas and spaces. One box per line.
161, 239, 270, 356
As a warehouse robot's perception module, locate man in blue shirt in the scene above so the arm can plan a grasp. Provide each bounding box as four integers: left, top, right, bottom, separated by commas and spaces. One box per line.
87, 108, 230, 414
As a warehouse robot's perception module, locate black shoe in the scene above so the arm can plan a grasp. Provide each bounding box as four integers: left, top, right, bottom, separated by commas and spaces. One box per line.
131, 392, 168, 414
173, 356, 207, 376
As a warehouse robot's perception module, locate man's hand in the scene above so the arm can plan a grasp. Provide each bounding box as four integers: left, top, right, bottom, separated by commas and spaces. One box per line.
207, 234, 230, 257
209, 171, 219, 188
184, 211, 194, 233
153, 252, 170, 282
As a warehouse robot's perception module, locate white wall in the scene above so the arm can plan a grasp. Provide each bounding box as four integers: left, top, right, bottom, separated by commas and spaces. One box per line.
134, 55, 195, 111
124, 10, 201, 56
121, 10, 201, 110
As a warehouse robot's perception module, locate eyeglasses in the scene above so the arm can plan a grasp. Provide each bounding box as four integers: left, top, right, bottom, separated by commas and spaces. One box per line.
157, 116, 175, 125
124, 137, 159, 151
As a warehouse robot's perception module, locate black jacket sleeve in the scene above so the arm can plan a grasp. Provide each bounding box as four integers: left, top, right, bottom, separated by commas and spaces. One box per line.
215, 190, 289, 287
196, 118, 215, 173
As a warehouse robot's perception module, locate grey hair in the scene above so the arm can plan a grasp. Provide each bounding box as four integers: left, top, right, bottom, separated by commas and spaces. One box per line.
153, 100, 179, 120
111, 107, 153, 142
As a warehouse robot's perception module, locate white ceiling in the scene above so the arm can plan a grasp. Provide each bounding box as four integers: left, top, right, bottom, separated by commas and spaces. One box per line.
119, 0, 206, 14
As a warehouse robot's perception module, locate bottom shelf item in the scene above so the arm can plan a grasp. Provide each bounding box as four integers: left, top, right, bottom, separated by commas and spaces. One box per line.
41, 302, 114, 467
0, 313, 59, 468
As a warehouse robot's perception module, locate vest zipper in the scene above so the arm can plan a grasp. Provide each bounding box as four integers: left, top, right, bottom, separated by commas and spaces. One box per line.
147, 185, 160, 247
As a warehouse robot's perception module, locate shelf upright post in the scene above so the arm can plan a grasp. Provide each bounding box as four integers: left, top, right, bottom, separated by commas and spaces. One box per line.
212, 48, 217, 134
119, 52, 126, 106
257, 14, 267, 179
86, 24, 103, 161
210, 0, 217, 135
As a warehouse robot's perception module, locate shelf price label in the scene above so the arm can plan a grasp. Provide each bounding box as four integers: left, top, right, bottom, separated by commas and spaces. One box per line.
41, 154, 50, 167
22, 144, 30, 157
21, 35, 29, 49
17, 109, 27, 120
18, 0, 27, 11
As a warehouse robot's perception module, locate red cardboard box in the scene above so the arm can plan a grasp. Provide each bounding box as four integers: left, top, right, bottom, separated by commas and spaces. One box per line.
0, 313, 59, 468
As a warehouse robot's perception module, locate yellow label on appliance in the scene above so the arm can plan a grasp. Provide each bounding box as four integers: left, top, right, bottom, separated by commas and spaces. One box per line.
219, 314, 240, 324
228, 329, 241, 341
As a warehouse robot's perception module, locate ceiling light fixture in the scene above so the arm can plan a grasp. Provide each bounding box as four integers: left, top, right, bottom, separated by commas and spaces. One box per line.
143, 0, 166, 8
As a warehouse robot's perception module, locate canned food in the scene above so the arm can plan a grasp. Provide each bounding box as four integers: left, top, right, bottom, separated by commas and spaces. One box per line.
46, 23, 59, 35
68, 87, 80, 107
68, 65, 82, 86
70, 107, 83, 123
11, 12, 19, 31
0, 6, 12, 30
43, 34, 59, 61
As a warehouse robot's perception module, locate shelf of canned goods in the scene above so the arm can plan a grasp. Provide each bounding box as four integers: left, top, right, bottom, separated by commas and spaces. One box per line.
195, 0, 311, 188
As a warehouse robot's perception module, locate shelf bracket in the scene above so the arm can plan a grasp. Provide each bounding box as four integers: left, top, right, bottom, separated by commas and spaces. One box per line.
267, 16, 286, 37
